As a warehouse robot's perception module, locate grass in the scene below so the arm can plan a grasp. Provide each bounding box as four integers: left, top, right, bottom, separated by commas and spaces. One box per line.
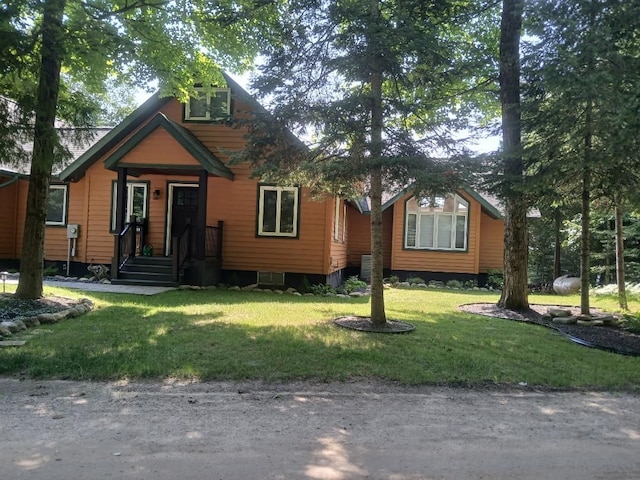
1, 284, 640, 389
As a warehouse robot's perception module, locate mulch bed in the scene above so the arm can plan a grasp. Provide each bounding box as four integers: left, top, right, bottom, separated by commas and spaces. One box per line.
334, 316, 416, 333
460, 303, 640, 356
0, 294, 78, 322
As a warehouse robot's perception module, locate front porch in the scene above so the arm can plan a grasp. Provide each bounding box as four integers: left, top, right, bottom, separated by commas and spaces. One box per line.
111, 217, 223, 287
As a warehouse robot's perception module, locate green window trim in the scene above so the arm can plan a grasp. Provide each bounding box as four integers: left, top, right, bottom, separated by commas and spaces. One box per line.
184, 88, 231, 121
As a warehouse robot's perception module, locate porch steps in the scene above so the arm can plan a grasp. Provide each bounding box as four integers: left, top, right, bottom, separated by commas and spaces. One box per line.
112, 256, 180, 287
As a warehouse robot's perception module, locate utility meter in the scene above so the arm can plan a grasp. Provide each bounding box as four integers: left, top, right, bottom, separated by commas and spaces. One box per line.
67, 224, 79, 239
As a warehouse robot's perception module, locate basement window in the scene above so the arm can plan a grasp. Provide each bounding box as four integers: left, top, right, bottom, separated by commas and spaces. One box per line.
257, 272, 285, 286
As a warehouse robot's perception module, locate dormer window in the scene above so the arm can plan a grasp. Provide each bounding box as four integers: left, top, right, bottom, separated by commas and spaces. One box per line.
185, 88, 231, 121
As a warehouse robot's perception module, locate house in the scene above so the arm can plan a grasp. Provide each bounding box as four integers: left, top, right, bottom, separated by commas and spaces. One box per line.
0, 75, 504, 288
345, 189, 504, 286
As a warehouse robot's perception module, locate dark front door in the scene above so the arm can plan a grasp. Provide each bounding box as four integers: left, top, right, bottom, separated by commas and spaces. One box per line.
171, 186, 199, 254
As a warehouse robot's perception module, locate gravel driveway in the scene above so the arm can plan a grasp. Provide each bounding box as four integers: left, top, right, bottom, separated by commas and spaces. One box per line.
2, 378, 639, 479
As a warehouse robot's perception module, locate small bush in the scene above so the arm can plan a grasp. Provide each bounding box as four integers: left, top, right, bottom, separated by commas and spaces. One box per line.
406, 276, 425, 285
446, 279, 463, 289
309, 283, 336, 295
385, 275, 400, 284
621, 314, 640, 334
43, 266, 59, 277
486, 269, 504, 289
298, 275, 311, 294
463, 280, 477, 289
342, 276, 367, 293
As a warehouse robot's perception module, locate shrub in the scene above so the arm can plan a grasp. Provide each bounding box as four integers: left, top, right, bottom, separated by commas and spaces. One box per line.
446, 279, 463, 289
43, 266, 59, 277
486, 269, 504, 289
385, 275, 400, 284
298, 275, 311, 294
621, 314, 640, 334
406, 276, 425, 285
309, 283, 336, 295
463, 280, 478, 289
342, 276, 367, 293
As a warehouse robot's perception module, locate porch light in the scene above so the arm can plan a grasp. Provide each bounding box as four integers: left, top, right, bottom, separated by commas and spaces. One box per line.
1, 271, 7, 293
153, 189, 161, 200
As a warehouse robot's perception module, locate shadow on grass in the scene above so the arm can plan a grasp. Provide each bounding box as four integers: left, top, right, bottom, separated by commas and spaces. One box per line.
3, 295, 639, 389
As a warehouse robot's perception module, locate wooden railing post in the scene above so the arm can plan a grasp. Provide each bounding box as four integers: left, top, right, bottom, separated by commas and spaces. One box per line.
113, 234, 121, 280
172, 235, 179, 282
217, 220, 223, 261
130, 215, 137, 258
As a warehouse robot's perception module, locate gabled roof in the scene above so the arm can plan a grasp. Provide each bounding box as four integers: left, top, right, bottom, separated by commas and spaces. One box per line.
59, 73, 278, 182
103, 113, 233, 179
59, 93, 172, 181
357, 185, 504, 219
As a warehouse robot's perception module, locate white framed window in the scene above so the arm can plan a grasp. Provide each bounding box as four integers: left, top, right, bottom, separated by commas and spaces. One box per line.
334, 197, 340, 241
46, 184, 67, 226
111, 182, 148, 231
185, 88, 231, 121
405, 194, 468, 250
257, 185, 299, 237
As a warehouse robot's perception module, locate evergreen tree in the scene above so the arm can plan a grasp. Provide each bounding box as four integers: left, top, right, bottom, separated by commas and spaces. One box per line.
238, 0, 495, 326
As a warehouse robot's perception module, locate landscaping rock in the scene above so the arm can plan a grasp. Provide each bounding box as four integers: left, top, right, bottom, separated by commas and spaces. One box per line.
548, 308, 572, 317
22, 316, 40, 327
577, 319, 605, 327
0, 340, 26, 347
552, 316, 578, 325
286, 288, 298, 294
1, 321, 22, 333
273, 289, 284, 295
37, 313, 59, 324
0, 325, 12, 337
242, 284, 258, 291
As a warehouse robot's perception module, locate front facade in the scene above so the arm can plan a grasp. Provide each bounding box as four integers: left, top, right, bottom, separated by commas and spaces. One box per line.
0, 76, 504, 288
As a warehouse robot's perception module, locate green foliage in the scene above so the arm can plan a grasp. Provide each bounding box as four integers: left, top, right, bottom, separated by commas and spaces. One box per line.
463, 280, 478, 289
446, 280, 463, 289
341, 276, 367, 294
298, 275, 311, 295
385, 275, 400, 284
406, 277, 425, 285
309, 283, 336, 296
621, 314, 640, 335
42, 266, 59, 277
486, 269, 504, 289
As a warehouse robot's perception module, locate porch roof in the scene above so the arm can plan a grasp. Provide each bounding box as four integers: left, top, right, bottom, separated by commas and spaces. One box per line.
59, 93, 172, 182
103, 113, 234, 179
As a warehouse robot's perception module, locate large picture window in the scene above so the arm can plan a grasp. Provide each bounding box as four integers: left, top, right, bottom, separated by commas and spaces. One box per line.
405, 194, 468, 250
257, 185, 299, 237
111, 182, 148, 231
46, 184, 67, 226
184, 88, 231, 121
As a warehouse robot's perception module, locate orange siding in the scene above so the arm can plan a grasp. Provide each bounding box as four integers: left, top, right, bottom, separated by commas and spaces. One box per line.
120, 128, 201, 166
390, 192, 482, 274
0, 176, 19, 259
207, 163, 328, 274
479, 211, 504, 272
22, 95, 334, 275
346, 205, 392, 269
328, 198, 348, 273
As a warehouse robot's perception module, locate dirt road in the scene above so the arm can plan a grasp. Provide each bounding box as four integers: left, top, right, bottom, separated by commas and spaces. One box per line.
2, 378, 639, 479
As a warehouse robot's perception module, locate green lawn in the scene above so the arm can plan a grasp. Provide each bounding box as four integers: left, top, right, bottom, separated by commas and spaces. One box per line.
1, 285, 639, 389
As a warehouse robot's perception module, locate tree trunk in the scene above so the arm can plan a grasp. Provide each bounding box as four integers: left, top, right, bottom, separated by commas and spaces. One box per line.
16, 0, 66, 299
368, 0, 386, 326
614, 199, 628, 310
553, 208, 562, 280
497, 0, 529, 310
580, 99, 593, 315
